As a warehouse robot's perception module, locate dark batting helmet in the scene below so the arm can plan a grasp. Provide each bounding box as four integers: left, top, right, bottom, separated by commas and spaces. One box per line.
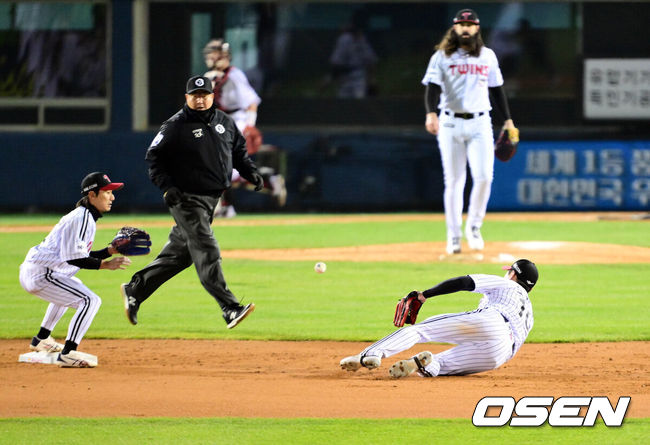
503, 259, 538, 292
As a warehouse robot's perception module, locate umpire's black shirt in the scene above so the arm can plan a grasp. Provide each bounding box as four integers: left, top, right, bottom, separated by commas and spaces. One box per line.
146, 103, 258, 195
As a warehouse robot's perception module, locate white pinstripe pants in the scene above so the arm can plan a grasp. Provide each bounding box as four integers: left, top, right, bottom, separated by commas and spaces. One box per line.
437, 112, 494, 239
19, 264, 101, 345
361, 308, 514, 376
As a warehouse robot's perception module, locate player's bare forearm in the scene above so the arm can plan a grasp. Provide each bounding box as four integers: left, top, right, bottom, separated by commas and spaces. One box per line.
503, 119, 515, 130
100, 256, 131, 270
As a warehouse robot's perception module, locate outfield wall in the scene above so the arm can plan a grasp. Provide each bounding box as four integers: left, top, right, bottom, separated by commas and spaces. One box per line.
1, 131, 648, 213
1, 1, 648, 213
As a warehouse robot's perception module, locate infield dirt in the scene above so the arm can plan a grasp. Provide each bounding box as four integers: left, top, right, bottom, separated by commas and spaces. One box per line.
2, 339, 649, 418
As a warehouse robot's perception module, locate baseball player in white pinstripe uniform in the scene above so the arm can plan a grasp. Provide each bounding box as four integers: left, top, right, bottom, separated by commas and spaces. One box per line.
423, 9, 516, 255
19, 172, 131, 368
340, 259, 538, 378
203, 39, 287, 218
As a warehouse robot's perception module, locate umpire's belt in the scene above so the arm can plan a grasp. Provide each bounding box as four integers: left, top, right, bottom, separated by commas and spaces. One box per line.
444, 110, 485, 119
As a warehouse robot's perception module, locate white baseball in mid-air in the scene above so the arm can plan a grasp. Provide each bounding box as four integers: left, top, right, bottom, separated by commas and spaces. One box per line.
314, 262, 327, 273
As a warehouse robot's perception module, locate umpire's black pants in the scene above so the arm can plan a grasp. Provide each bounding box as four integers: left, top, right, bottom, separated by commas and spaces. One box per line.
128, 193, 240, 312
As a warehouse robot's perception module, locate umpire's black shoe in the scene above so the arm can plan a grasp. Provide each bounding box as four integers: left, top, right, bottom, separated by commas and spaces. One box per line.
223, 303, 255, 329
120, 283, 140, 325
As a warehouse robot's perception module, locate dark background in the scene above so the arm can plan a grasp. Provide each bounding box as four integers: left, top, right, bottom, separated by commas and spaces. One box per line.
1, 1, 649, 213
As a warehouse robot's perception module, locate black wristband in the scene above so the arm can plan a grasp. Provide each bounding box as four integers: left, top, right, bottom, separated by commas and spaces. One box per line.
90, 247, 111, 260
67, 256, 102, 270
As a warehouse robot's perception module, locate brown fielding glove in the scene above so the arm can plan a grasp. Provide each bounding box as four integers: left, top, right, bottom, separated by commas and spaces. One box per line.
393, 291, 423, 327
110, 227, 151, 256
494, 127, 520, 162
243, 125, 263, 155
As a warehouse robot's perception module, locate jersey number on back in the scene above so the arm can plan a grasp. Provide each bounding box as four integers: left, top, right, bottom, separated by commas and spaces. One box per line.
518, 297, 532, 331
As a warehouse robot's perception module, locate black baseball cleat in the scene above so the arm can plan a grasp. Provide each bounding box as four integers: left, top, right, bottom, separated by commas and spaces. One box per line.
223, 303, 255, 329
120, 283, 140, 325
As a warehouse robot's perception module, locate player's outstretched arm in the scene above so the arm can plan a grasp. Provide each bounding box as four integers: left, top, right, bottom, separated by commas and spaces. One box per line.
421, 275, 475, 299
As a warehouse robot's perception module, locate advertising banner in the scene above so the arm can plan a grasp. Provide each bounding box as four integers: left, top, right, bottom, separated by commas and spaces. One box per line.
491, 141, 650, 210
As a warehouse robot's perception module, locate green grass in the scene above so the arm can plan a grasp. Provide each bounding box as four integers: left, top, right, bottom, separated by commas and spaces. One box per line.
0, 418, 648, 445
2, 261, 647, 341
3, 212, 650, 248
212, 219, 650, 249
1, 214, 648, 341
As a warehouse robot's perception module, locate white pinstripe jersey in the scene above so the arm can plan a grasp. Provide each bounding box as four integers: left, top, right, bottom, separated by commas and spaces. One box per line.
469, 274, 534, 354
421, 47, 503, 113
23, 206, 96, 276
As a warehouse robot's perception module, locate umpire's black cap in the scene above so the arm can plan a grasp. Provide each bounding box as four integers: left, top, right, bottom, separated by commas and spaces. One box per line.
186, 76, 213, 94
453, 9, 480, 25
81, 172, 124, 195
503, 259, 538, 292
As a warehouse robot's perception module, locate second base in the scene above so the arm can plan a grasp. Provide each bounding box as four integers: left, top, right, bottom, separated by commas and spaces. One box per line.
18, 351, 59, 365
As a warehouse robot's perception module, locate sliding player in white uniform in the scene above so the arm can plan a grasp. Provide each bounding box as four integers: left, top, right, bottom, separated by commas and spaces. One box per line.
423, 9, 517, 254
19, 172, 131, 367
340, 259, 538, 378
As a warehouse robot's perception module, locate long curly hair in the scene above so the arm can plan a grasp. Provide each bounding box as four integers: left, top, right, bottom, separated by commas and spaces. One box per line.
435, 26, 484, 57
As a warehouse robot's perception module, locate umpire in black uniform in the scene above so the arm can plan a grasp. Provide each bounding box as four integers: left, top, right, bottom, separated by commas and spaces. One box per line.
120, 75, 262, 329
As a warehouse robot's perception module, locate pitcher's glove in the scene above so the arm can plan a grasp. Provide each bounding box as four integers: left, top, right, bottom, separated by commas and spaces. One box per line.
110, 227, 151, 256
393, 291, 423, 327
494, 127, 520, 162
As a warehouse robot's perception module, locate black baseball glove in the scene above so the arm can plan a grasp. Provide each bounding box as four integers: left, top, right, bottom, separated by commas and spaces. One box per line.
110, 227, 151, 256
494, 127, 520, 162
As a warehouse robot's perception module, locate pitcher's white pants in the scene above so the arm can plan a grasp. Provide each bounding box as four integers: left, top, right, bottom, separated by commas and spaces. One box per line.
361, 308, 513, 376
437, 112, 494, 239
19, 264, 101, 345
